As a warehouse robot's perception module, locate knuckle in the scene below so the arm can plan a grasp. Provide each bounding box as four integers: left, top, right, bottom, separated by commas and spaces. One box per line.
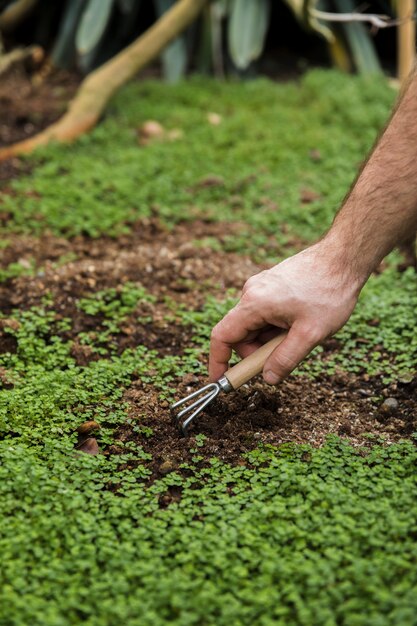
242, 276, 256, 294
242, 271, 265, 294
210, 323, 224, 342
298, 323, 323, 346
271, 351, 298, 373
210, 311, 237, 342
241, 284, 263, 303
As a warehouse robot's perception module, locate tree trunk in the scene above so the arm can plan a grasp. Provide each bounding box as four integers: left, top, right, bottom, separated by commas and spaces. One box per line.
0, 0, 207, 161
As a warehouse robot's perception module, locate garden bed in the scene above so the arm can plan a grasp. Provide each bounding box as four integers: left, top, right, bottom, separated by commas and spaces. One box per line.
1, 70, 417, 626
0, 218, 415, 484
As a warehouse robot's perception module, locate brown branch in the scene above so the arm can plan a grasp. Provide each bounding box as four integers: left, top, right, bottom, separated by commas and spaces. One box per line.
397, 0, 416, 83
0, 0, 38, 33
0, 0, 207, 161
0, 45, 43, 77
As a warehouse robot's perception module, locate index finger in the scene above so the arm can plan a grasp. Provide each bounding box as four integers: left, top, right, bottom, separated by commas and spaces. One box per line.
209, 304, 265, 381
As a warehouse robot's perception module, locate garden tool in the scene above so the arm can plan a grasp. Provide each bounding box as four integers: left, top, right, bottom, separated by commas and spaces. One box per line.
172, 332, 287, 434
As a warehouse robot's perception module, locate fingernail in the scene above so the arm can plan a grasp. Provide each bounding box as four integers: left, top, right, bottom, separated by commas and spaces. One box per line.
264, 370, 280, 385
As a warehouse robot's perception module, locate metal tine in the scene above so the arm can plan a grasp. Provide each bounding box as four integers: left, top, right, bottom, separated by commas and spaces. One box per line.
174, 386, 218, 420
171, 383, 219, 412
171, 382, 221, 434
180, 387, 220, 434
174, 385, 219, 421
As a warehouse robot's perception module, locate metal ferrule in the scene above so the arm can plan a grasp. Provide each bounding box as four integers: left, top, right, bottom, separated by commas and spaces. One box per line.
217, 375, 233, 393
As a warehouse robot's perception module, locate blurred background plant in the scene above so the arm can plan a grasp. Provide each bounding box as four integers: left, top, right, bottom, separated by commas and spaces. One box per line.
0, 0, 415, 160
0, 0, 414, 81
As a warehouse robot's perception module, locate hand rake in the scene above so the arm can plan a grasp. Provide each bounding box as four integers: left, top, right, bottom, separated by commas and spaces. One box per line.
171, 332, 287, 434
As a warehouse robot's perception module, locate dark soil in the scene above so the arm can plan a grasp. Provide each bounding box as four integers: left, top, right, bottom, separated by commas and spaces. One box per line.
0, 67, 79, 148
0, 65, 80, 181
0, 219, 415, 482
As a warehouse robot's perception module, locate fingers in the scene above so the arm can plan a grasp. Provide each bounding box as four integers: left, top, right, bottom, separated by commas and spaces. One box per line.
263, 322, 322, 384
233, 340, 263, 360
209, 305, 264, 381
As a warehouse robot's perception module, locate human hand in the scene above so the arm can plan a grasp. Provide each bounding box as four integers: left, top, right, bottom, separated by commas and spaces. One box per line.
209, 240, 364, 384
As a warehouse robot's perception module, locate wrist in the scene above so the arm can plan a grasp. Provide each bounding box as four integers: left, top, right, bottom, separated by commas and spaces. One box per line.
313, 228, 371, 294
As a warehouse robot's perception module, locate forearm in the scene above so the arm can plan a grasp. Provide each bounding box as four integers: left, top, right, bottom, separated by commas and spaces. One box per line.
324, 68, 417, 283
209, 70, 417, 384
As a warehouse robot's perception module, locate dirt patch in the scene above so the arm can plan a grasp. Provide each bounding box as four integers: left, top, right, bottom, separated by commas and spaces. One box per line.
0, 66, 80, 182
115, 369, 417, 484
0, 67, 79, 149
0, 218, 255, 313
0, 217, 416, 480
0, 66, 415, 484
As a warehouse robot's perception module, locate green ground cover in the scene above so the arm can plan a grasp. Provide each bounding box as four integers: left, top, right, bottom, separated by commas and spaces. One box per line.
3, 71, 395, 257
1, 71, 417, 625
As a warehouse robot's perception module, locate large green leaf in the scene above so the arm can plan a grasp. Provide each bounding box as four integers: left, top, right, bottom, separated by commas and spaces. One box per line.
333, 0, 382, 74
154, 0, 187, 83
51, 0, 86, 69
228, 0, 270, 70
75, 0, 114, 56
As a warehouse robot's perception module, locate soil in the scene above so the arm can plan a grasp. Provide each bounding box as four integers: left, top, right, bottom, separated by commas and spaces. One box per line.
0, 66, 416, 484
0, 218, 415, 484
0, 67, 79, 148
0, 65, 80, 181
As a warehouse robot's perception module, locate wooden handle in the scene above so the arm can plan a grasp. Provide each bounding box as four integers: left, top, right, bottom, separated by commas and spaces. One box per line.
224, 332, 288, 390
398, 0, 416, 84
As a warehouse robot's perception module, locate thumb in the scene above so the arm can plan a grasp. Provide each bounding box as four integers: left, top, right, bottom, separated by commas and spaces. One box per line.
263, 324, 320, 384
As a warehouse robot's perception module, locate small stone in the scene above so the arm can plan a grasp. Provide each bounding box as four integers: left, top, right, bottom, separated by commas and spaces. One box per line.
207, 112, 222, 125
138, 120, 165, 145
177, 243, 195, 259
253, 432, 262, 440
140, 120, 164, 138
380, 397, 399, 414
76, 420, 100, 435
77, 438, 100, 455
377, 397, 399, 422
